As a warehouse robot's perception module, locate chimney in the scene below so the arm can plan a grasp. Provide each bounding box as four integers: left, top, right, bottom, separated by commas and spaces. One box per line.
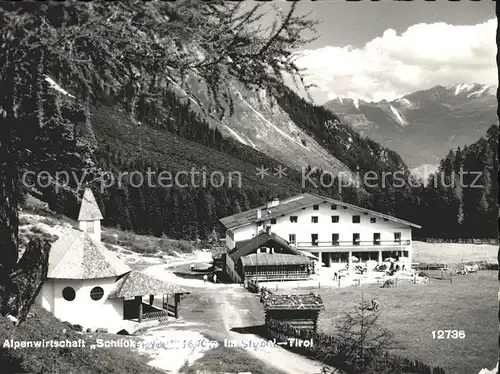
256, 208, 262, 220
266, 197, 280, 209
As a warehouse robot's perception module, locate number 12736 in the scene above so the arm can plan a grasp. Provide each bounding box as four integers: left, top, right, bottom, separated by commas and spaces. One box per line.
432, 330, 465, 339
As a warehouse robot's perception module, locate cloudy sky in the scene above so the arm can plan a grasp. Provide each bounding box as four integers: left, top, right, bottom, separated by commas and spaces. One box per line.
265, 0, 496, 104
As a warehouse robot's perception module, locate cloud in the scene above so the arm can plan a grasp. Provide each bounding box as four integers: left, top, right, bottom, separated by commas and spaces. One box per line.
293, 19, 497, 104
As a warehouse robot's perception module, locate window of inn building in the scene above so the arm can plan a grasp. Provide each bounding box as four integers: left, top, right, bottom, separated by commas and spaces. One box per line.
289, 234, 296, 244
332, 233, 339, 246
353, 233, 360, 245
331, 216, 339, 223
270, 218, 277, 224
311, 216, 318, 223
290, 216, 298, 223
370, 217, 376, 223
90, 286, 104, 301
62, 287, 76, 301
352, 215, 361, 223
394, 232, 401, 243
373, 233, 381, 245
313, 205, 319, 210
311, 234, 318, 246
331, 204, 337, 210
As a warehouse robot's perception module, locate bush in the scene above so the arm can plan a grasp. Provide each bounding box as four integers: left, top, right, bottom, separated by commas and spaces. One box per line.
104, 244, 118, 252
39, 217, 55, 226
44, 233, 58, 241
19, 216, 34, 226
101, 232, 119, 245
178, 240, 194, 253
30, 225, 44, 234
130, 239, 157, 254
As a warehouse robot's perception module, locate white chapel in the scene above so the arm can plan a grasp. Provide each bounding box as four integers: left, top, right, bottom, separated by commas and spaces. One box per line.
36, 188, 184, 333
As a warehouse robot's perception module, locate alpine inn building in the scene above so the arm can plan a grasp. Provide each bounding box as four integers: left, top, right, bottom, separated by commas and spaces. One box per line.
220, 193, 421, 273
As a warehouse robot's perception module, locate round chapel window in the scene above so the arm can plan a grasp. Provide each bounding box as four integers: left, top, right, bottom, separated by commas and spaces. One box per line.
62, 287, 76, 301
90, 286, 104, 301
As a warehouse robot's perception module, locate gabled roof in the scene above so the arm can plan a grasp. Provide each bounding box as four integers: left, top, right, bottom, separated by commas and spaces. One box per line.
47, 228, 131, 279
220, 194, 320, 230
229, 231, 305, 263
78, 188, 103, 221
107, 270, 185, 299
219, 193, 421, 230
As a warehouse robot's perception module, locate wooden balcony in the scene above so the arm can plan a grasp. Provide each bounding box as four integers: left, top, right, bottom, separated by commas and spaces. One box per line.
244, 272, 310, 282
295, 240, 411, 250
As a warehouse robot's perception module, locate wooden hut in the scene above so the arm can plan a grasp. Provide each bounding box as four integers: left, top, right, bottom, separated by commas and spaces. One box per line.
109, 270, 188, 322
260, 288, 325, 332
225, 231, 313, 282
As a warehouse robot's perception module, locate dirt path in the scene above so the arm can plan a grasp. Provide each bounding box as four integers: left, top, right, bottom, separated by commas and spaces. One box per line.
218, 287, 336, 374
142, 259, 338, 373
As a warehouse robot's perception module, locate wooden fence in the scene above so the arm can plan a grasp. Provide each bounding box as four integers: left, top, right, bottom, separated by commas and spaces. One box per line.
414, 237, 498, 244
266, 319, 446, 374
416, 262, 499, 272
142, 310, 169, 324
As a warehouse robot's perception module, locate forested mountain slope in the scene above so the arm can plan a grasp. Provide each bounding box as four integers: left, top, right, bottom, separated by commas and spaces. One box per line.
1, 1, 412, 243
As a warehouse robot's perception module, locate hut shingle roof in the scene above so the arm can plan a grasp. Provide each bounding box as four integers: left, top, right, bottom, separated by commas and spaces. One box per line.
260, 292, 325, 311
47, 228, 131, 279
78, 188, 103, 221
108, 270, 186, 298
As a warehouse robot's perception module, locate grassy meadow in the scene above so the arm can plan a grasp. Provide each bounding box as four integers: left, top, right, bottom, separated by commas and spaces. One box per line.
413, 241, 497, 264
316, 271, 497, 374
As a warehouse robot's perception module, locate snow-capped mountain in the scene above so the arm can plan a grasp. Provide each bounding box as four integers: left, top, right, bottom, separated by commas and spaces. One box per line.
324, 83, 497, 168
